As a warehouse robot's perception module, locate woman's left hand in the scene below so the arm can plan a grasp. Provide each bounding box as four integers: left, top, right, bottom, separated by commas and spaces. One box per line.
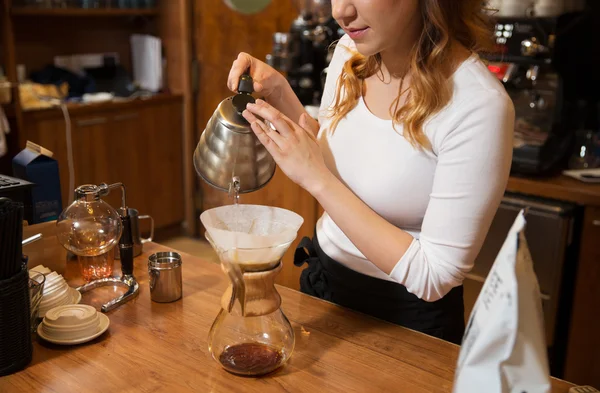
242, 99, 332, 195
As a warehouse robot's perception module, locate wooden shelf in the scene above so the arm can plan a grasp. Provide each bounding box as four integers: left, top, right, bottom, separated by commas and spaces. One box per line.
21, 93, 182, 120
11, 7, 158, 17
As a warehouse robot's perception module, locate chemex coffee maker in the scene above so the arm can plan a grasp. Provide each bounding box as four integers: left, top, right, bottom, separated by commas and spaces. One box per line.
200, 205, 303, 376
266, 0, 343, 108
194, 72, 306, 375
483, 0, 588, 176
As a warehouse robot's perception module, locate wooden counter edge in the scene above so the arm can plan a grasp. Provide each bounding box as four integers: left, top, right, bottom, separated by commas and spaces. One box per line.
507, 175, 600, 207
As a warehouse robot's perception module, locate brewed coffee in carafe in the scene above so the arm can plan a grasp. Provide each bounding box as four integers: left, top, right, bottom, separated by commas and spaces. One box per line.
201, 204, 304, 376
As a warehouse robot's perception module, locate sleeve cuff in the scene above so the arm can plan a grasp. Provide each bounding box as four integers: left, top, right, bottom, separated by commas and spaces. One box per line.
389, 237, 419, 283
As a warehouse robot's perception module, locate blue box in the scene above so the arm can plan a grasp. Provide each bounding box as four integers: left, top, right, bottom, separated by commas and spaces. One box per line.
12, 144, 62, 224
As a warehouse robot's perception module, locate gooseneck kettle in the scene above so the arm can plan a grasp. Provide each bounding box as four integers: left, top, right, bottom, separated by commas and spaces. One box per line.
193, 73, 276, 194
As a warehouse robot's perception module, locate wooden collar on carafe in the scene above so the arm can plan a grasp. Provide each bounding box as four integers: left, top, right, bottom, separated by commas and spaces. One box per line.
221, 261, 283, 317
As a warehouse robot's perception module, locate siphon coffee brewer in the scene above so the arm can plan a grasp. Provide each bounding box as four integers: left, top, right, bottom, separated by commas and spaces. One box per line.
200, 204, 304, 376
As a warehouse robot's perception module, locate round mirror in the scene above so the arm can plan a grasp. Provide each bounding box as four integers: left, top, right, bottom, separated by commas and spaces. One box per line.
224, 0, 272, 14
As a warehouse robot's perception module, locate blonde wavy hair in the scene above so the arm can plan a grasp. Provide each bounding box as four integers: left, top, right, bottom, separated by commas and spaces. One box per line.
328, 0, 495, 149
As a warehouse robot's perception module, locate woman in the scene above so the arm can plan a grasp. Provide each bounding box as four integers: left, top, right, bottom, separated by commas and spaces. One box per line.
228, 0, 514, 345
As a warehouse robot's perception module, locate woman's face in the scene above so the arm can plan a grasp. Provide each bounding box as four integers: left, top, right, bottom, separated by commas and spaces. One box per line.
332, 0, 422, 57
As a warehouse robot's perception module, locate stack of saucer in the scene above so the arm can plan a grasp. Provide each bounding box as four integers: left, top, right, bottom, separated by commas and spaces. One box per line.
37, 304, 110, 345
30, 265, 81, 318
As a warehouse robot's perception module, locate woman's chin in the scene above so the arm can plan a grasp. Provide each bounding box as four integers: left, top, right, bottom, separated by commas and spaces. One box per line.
353, 42, 380, 57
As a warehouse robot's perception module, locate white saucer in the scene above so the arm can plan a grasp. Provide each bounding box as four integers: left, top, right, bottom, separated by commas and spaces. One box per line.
37, 313, 110, 345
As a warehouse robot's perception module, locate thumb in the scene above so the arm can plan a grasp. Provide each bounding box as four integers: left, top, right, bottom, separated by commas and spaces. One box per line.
300, 113, 319, 137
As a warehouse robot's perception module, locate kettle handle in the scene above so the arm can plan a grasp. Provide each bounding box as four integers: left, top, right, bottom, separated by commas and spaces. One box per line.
237, 71, 254, 95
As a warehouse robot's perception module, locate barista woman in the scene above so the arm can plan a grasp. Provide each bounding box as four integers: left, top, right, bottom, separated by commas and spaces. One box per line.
227, 0, 514, 344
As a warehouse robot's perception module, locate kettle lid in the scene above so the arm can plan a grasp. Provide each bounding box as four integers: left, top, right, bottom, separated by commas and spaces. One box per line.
214, 73, 257, 133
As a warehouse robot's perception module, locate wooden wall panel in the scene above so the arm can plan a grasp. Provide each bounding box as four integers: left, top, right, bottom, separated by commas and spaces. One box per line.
158, 0, 195, 235
193, 0, 316, 290
194, 0, 297, 137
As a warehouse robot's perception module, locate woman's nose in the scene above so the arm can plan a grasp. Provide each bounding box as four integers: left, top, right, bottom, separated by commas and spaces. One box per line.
332, 0, 356, 23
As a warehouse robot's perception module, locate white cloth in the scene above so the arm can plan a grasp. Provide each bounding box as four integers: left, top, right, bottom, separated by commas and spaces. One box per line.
0, 105, 10, 158
315, 35, 515, 302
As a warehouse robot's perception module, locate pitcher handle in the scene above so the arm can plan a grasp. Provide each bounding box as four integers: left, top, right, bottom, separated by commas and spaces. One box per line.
149, 267, 158, 291
139, 215, 154, 244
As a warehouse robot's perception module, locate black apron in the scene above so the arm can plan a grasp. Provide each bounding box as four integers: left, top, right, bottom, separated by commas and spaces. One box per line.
293, 235, 465, 345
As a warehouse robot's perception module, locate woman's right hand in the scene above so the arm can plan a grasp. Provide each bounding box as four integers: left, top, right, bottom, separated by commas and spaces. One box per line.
227, 52, 285, 101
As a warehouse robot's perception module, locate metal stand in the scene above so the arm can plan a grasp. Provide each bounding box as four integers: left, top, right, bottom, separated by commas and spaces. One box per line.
75, 183, 140, 313
77, 275, 139, 313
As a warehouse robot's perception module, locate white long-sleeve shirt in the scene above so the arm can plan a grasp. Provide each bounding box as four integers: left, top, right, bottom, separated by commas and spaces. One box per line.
315, 35, 515, 302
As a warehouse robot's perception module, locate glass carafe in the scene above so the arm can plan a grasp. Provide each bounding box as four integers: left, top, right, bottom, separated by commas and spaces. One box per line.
200, 204, 304, 376
56, 184, 123, 281
207, 246, 295, 376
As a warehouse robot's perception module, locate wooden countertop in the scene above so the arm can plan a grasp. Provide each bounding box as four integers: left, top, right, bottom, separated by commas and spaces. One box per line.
507, 174, 600, 206
0, 242, 575, 393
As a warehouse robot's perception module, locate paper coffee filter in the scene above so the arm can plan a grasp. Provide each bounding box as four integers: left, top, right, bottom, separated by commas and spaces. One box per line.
200, 204, 304, 264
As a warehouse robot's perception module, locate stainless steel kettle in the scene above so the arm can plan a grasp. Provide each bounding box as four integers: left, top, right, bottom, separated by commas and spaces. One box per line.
193, 74, 276, 194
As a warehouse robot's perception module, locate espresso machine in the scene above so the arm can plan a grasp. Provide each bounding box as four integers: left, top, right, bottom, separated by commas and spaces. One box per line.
483, 1, 591, 176
266, 0, 343, 110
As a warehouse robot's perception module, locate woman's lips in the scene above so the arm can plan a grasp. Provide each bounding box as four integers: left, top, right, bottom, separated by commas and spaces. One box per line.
345, 27, 369, 40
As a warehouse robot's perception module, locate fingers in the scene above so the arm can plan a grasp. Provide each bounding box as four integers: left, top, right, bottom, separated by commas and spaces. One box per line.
249, 117, 286, 154
242, 109, 260, 124
242, 109, 282, 148
246, 99, 296, 139
227, 52, 253, 92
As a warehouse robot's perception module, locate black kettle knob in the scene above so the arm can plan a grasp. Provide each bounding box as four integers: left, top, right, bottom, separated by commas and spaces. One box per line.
232, 72, 256, 115
237, 73, 254, 95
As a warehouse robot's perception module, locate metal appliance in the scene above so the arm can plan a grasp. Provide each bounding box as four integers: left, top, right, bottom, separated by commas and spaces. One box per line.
56, 183, 139, 313
0, 174, 33, 223
463, 193, 580, 376
483, 2, 590, 176
266, 0, 344, 109
193, 73, 276, 194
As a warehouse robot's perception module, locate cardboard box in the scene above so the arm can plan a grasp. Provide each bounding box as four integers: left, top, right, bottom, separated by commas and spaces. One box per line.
12, 141, 63, 224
